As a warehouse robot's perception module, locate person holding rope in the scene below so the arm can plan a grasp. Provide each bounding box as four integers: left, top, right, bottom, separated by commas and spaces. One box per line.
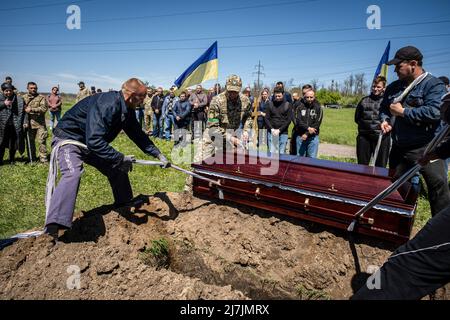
45, 78, 170, 240
379, 46, 450, 217
352, 92, 450, 300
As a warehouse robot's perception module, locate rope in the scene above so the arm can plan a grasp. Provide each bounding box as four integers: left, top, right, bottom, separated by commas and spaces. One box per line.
45, 139, 87, 221
0, 139, 89, 250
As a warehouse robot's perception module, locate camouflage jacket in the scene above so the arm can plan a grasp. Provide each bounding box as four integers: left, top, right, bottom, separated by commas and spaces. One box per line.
23, 93, 48, 128
207, 92, 252, 141
76, 87, 91, 103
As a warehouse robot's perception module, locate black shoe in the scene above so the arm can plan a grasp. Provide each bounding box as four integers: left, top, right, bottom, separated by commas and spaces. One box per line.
114, 195, 149, 210
45, 223, 61, 240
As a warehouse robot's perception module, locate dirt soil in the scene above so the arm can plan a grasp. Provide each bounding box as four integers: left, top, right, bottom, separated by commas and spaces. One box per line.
0, 191, 447, 300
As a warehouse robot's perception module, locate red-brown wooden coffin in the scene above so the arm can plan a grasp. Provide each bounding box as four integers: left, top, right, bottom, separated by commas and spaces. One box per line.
192, 152, 418, 244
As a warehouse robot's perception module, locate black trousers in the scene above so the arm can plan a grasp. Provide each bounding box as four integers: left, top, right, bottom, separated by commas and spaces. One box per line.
191, 110, 205, 140
0, 124, 17, 162
390, 144, 450, 216
290, 130, 299, 155
356, 133, 391, 167
174, 120, 189, 145
351, 204, 450, 300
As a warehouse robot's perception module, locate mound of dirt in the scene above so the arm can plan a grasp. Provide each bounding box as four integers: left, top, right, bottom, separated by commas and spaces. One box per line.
0, 192, 441, 300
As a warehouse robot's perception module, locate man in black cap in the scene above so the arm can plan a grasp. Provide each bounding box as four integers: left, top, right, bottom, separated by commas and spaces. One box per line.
352, 93, 450, 300
380, 46, 450, 217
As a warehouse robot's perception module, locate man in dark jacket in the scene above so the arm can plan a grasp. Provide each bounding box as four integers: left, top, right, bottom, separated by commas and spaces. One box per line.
352, 92, 450, 300
380, 46, 450, 217
355, 76, 390, 167
290, 84, 313, 155
173, 91, 191, 146
151, 87, 165, 138
0, 83, 25, 164
45, 78, 170, 239
271, 81, 293, 104
265, 88, 292, 155
294, 89, 323, 158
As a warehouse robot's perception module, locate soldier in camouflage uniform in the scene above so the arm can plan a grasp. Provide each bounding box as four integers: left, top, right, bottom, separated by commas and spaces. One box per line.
76, 81, 91, 103
23, 82, 48, 163
143, 88, 154, 133
197, 75, 253, 161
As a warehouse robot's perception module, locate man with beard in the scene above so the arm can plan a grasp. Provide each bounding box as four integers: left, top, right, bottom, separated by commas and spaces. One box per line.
23, 81, 48, 163
380, 46, 450, 217
293, 89, 322, 158
200, 75, 252, 160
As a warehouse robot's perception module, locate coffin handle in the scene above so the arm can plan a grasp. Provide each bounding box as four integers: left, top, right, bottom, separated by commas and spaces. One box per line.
255, 187, 261, 200
304, 198, 310, 212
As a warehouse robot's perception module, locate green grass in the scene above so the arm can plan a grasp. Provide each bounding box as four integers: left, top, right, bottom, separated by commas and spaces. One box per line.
320, 108, 357, 146
0, 135, 187, 238
296, 284, 331, 300
288, 108, 357, 146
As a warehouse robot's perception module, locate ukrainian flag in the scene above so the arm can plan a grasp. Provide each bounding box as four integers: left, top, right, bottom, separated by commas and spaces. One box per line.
174, 41, 218, 91
374, 41, 390, 80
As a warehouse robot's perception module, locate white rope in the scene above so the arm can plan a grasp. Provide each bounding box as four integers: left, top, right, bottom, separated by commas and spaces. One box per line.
389, 242, 450, 260
1, 140, 88, 249
45, 139, 87, 221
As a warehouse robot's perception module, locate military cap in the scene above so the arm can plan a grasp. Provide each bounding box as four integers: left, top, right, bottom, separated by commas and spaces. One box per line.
226, 75, 242, 92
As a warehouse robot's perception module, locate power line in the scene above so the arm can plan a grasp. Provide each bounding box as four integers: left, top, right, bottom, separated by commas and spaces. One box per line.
252, 61, 266, 91
0, 0, 318, 27
3, 18, 450, 47
0, 0, 98, 12
3, 32, 450, 53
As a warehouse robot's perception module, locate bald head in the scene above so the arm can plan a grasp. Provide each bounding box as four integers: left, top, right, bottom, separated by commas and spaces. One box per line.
122, 78, 147, 109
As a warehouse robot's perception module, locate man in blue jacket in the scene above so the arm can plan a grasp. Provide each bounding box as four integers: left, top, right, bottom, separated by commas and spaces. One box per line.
380, 46, 450, 217
352, 92, 450, 300
45, 78, 170, 239
173, 91, 191, 147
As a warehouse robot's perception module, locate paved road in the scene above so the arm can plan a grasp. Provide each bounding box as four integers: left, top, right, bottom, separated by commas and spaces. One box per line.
318, 143, 356, 159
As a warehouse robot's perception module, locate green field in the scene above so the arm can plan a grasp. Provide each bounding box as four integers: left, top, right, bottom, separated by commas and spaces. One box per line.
320, 108, 357, 146
0, 104, 432, 238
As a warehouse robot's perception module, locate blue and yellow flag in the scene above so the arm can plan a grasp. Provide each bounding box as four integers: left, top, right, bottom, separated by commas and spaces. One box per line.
374, 41, 390, 80
174, 41, 218, 91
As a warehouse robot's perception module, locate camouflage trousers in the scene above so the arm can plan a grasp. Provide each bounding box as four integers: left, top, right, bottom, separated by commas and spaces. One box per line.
144, 106, 153, 132
29, 125, 48, 162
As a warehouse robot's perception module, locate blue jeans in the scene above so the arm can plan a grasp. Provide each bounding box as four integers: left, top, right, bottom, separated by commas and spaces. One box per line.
135, 108, 144, 128
152, 115, 164, 138
49, 110, 61, 129
268, 133, 288, 155
164, 113, 175, 140
297, 135, 319, 158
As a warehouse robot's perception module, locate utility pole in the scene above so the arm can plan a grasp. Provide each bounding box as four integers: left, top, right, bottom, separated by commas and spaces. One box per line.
252, 60, 265, 92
